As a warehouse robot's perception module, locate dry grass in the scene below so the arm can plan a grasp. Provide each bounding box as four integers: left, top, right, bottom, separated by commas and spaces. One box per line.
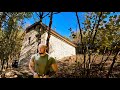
56, 54, 120, 78
0, 54, 120, 78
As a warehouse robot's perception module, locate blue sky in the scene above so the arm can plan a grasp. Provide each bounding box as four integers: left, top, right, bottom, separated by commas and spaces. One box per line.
24, 12, 85, 38
24, 12, 120, 38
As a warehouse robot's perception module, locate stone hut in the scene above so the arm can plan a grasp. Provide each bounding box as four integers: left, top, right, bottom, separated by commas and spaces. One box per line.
19, 22, 77, 64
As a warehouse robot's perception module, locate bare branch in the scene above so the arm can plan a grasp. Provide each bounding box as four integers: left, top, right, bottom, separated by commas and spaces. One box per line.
42, 12, 50, 18
53, 12, 61, 14
39, 12, 41, 16
35, 12, 40, 17
91, 15, 98, 36
4, 12, 10, 18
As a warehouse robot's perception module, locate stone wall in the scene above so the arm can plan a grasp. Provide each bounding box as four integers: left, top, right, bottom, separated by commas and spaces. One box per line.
19, 29, 38, 62
19, 29, 48, 65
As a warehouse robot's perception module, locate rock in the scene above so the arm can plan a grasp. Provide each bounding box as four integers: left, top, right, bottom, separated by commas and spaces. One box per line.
5, 71, 15, 77
0, 73, 6, 78
13, 75, 18, 78
14, 71, 23, 76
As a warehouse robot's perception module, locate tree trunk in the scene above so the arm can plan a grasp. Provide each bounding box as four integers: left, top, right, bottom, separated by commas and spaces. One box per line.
99, 47, 107, 66
46, 12, 53, 53
75, 12, 83, 53
106, 51, 119, 78
91, 53, 98, 63
37, 12, 44, 53
100, 50, 112, 71
83, 46, 87, 76
92, 12, 103, 45
6, 59, 9, 69
86, 51, 91, 77
1, 59, 5, 71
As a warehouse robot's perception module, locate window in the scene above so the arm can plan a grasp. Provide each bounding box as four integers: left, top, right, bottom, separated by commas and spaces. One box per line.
28, 37, 31, 44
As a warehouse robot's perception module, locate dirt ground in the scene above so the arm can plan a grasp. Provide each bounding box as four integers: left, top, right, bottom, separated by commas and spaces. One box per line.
0, 54, 120, 78
56, 54, 120, 78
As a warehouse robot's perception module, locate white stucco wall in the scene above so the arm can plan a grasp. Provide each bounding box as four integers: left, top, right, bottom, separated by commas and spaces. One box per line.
44, 32, 76, 60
